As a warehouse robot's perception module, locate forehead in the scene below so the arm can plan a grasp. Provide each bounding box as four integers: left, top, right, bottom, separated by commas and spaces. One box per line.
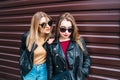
60, 19, 72, 27
40, 17, 50, 23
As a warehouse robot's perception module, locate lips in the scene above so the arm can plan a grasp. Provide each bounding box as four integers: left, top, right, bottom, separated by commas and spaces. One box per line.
63, 34, 68, 36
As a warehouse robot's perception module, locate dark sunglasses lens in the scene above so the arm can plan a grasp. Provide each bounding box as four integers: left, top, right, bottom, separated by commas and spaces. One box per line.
40, 23, 46, 28
60, 28, 73, 33
48, 21, 52, 26
60, 28, 66, 32
68, 29, 73, 32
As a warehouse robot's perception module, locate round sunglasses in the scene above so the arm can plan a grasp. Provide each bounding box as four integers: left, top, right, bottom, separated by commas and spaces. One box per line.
60, 27, 73, 33
39, 20, 53, 28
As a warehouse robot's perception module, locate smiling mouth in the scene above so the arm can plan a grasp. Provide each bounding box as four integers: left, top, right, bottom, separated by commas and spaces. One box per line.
46, 28, 50, 31
64, 34, 68, 36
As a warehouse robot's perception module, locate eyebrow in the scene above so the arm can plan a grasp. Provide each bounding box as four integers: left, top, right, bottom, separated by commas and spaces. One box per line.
60, 26, 72, 28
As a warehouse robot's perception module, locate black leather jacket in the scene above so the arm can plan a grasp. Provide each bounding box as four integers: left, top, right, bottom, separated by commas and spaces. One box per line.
19, 32, 50, 80
48, 38, 91, 80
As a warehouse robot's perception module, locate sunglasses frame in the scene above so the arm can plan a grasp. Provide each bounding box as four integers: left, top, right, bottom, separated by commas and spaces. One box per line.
39, 20, 53, 28
60, 27, 73, 33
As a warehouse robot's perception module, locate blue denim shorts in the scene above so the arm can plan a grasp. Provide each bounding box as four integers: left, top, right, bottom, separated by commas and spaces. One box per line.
23, 62, 47, 80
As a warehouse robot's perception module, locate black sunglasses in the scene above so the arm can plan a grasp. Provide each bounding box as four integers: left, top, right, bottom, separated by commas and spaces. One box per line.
39, 20, 53, 28
60, 27, 73, 33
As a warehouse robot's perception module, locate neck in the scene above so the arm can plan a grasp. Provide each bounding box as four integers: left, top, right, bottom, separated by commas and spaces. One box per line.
59, 37, 70, 42
36, 36, 45, 46
39, 32, 46, 37
38, 33, 46, 41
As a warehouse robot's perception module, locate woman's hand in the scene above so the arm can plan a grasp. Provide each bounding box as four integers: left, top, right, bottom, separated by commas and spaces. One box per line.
47, 38, 54, 44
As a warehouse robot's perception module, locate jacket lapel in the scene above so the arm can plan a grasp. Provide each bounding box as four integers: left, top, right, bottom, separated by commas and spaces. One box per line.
30, 43, 37, 63
53, 40, 75, 68
53, 40, 66, 61
66, 41, 75, 68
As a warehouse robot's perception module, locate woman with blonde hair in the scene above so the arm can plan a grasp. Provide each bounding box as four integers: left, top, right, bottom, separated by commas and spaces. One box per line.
19, 11, 53, 80
49, 12, 90, 80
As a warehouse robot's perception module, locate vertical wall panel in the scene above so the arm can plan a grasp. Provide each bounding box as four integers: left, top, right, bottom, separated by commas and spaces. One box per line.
0, 0, 120, 80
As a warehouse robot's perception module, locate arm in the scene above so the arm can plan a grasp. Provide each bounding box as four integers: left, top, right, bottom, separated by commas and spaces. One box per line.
19, 32, 28, 80
80, 38, 91, 77
20, 32, 27, 56
46, 43, 53, 80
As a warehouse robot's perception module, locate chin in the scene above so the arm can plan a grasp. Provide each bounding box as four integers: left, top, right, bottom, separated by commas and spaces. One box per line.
45, 32, 50, 34
64, 37, 69, 39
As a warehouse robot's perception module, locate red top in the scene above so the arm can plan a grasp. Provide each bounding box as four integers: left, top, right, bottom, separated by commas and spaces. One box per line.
60, 40, 70, 56
60, 40, 70, 68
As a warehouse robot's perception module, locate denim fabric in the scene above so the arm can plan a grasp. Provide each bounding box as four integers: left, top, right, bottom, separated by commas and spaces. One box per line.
23, 62, 47, 80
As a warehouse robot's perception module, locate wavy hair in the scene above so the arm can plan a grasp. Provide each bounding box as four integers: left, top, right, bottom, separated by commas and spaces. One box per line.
26, 11, 52, 51
55, 12, 85, 51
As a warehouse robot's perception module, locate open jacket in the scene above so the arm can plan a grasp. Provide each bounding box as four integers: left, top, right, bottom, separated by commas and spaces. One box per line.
48, 38, 91, 80
19, 32, 50, 80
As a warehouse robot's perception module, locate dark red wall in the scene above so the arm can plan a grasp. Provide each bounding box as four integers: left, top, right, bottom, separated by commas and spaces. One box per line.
0, 0, 120, 80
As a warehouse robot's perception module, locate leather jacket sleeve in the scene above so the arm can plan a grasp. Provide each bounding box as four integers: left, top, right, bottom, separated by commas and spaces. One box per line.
80, 38, 91, 77
20, 32, 28, 57
19, 32, 28, 80
46, 43, 53, 80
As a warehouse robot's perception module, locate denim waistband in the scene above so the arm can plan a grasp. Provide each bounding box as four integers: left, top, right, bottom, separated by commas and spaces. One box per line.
33, 62, 46, 67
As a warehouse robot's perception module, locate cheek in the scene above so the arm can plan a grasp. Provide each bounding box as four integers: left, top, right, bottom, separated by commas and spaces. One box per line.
59, 32, 63, 36
39, 28, 42, 32
39, 28, 45, 33
67, 33, 72, 37
50, 27, 53, 31
38, 28, 41, 32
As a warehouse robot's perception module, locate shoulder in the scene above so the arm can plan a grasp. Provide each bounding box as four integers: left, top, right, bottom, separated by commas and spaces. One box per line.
22, 31, 29, 38
47, 39, 58, 49
48, 38, 58, 44
80, 37, 86, 43
21, 31, 29, 42
79, 37, 87, 48
80, 37, 84, 41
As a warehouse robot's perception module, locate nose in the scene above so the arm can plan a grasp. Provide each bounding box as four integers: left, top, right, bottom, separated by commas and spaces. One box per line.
65, 30, 69, 33
46, 24, 51, 28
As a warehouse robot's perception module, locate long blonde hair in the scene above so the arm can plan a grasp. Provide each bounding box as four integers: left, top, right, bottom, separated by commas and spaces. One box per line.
55, 12, 85, 52
26, 11, 52, 51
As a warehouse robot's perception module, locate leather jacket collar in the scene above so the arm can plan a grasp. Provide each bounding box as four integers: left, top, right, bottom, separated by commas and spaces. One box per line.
52, 39, 76, 68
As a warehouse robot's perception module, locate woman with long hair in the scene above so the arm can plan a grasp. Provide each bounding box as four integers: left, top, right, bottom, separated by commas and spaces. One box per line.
19, 11, 53, 80
49, 12, 90, 80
